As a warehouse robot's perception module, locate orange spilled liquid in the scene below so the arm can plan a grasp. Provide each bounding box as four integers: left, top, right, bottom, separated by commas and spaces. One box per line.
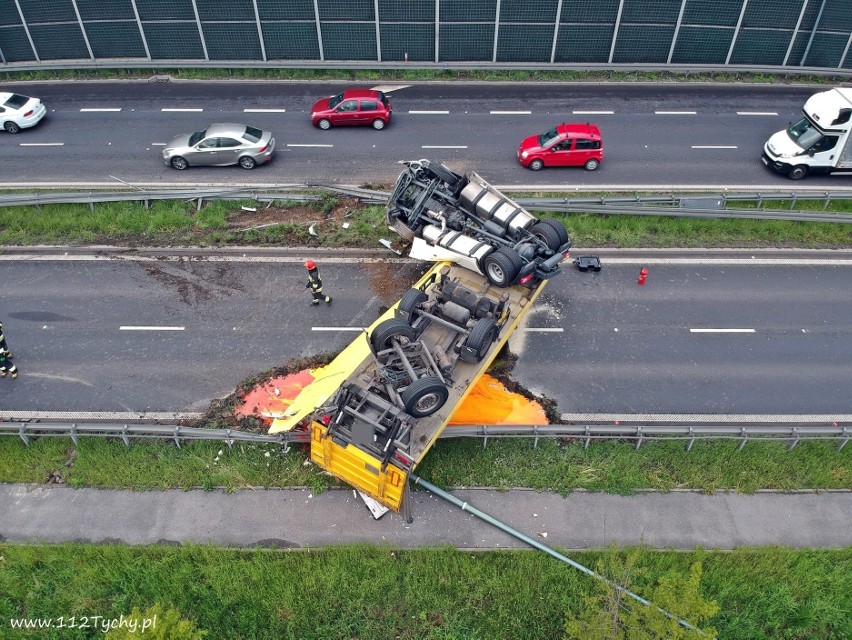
236, 369, 546, 427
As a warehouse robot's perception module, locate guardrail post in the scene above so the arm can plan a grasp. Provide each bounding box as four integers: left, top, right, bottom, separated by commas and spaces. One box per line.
196, 197, 203, 212
482, 425, 488, 449
225, 428, 233, 452
173, 426, 181, 449
788, 426, 800, 450
685, 426, 695, 452
70, 423, 78, 447
282, 436, 290, 454
584, 425, 591, 450
533, 425, 539, 449
635, 426, 643, 450
823, 193, 830, 209
840, 427, 849, 451
18, 423, 29, 446
121, 424, 129, 447
738, 426, 748, 451
757, 193, 763, 208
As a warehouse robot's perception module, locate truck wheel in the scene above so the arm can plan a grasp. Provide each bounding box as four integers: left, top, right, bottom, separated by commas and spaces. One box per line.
541, 218, 570, 246
529, 159, 544, 171
787, 165, 808, 180
464, 318, 499, 363
399, 288, 427, 320
371, 319, 416, 352
425, 161, 463, 191
530, 221, 564, 251
401, 376, 449, 418
482, 247, 524, 287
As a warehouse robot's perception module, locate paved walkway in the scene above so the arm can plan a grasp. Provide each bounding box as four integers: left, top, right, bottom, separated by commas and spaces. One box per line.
2, 484, 850, 550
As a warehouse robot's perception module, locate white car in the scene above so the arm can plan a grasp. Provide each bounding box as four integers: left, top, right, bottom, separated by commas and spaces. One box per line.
1, 92, 47, 133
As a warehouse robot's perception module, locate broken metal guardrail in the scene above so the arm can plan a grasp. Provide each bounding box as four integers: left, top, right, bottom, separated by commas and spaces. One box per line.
3, 187, 852, 224
0, 422, 847, 452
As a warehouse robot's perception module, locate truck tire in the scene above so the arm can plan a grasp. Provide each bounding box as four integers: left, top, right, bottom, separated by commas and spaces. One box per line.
425, 162, 463, 191
399, 288, 427, 320
540, 218, 570, 246
401, 376, 449, 418
371, 319, 416, 352
482, 247, 524, 287
788, 165, 808, 180
464, 318, 499, 363
530, 221, 565, 252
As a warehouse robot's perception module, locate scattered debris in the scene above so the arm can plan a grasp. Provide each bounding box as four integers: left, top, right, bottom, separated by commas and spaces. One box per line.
359, 490, 391, 520
379, 238, 402, 255
241, 206, 257, 212
309, 223, 318, 237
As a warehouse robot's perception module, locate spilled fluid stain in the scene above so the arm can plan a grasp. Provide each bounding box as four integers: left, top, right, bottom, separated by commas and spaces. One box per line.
237, 369, 546, 427
448, 374, 547, 426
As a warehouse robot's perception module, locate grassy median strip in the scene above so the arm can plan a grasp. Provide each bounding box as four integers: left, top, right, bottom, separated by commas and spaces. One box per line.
1, 437, 848, 493
0, 543, 848, 639
2, 197, 852, 247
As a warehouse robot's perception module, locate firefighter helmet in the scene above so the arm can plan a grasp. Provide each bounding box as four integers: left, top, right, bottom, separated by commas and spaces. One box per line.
305, 259, 316, 270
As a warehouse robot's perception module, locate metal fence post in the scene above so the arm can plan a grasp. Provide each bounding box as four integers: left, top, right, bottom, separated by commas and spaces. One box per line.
738, 426, 748, 450
18, 423, 29, 446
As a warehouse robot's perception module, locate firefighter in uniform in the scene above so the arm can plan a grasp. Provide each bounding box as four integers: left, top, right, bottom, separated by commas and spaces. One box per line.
305, 259, 332, 305
0, 321, 16, 380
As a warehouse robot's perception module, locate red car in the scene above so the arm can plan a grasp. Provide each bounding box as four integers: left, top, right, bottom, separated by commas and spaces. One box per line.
518, 123, 603, 171
310, 89, 392, 130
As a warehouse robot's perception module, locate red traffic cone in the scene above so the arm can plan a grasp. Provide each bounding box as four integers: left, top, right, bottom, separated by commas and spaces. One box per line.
637, 268, 648, 285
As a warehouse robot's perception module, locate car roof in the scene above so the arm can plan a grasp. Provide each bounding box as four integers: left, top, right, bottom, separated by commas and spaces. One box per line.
556, 123, 602, 139
204, 123, 255, 136
340, 89, 383, 99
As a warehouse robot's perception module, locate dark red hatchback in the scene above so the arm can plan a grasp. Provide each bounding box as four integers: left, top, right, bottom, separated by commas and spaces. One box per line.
518, 123, 604, 171
310, 89, 392, 130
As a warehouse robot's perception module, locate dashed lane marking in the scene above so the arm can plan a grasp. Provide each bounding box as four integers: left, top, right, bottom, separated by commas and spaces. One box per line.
690, 328, 755, 333
692, 145, 738, 149
737, 111, 779, 116
573, 110, 614, 114
422, 145, 467, 149
19, 142, 64, 146
655, 111, 697, 114
119, 326, 185, 331
287, 143, 333, 148
80, 108, 121, 112
490, 110, 531, 115
244, 108, 286, 112
409, 110, 449, 114
161, 108, 203, 112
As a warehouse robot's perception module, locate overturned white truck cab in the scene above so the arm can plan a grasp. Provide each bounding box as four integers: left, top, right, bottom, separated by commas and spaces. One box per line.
386, 159, 571, 287
763, 87, 852, 180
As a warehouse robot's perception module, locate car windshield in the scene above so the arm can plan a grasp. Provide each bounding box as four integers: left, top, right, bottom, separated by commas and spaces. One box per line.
328, 93, 344, 108
3, 94, 29, 109
537, 127, 561, 148
243, 126, 263, 143
188, 129, 206, 146
786, 117, 823, 149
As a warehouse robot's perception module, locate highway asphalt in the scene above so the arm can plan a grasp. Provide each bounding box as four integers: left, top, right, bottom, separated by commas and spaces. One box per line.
2, 483, 850, 550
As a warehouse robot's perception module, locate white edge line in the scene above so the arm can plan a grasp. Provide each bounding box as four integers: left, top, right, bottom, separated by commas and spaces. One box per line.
119, 326, 185, 331
737, 111, 778, 116
689, 328, 755, 333
655, 111, 697, 114
80, 108, 122, 112
490, 110, 531, 115
422, 145, 468, 149
19, 142, 64, 146
286, 144, 333, 148
408, 110, 450, 114
692, 145, 738, 149
161, 108, 204, 112
560, 412, 852, 422
573, 110, 614, 114
244, 108, 286, 113
312, 327, 366, 331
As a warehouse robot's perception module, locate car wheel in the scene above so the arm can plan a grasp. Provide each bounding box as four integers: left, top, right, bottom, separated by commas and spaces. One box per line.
788, 165, 808, 180
529, 159, 544, 171
239, 156, 256, 170
318, 119, 331, 130
482, 247, 525, 288
463, 318, 499, 363
370, 319, 416, 352
4, 121, 21, 134
170, 156, 189, 170
584, 159, 600, 171
372, 118, 385, 130
401, 376, 449, 418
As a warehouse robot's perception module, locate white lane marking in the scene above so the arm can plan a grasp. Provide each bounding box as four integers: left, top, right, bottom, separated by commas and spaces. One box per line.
0, 410, 203, 420
244, 108, 286, 113
560, 412, 852, 423
80, 108, 121, 112
19, 142, 64, 146
422, 145, 467, 149
370, 84, 411, 93
655, 110, 697, 115
490, 110, 531, 115
692, 145, 738, 149
524, 328, 564, 332
151, 142, 166, 146
161, 108, 203, 112
737, 111, 778, 116
409, 110, 449, 114
690, 328, 755, 333
584, 257, 852, 266
573, 110, 614, 114
286, 143, 333, 148
120, 326, 185, 331
312, 327, 365, 331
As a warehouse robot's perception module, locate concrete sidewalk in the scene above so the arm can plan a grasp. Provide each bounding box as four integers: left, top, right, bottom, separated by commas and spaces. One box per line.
1, 484, 850, 550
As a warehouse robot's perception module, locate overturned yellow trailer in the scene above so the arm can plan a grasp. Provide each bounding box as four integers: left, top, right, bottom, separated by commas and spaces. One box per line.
272, 260, 551, 515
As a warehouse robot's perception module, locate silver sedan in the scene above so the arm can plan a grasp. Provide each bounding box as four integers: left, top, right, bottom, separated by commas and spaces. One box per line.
163, 123, 275, 170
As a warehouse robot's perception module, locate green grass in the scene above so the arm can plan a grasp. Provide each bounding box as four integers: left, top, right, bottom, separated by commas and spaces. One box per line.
1, 437, 848, 494
0, 543, 848, 639
2, 197, 852, 248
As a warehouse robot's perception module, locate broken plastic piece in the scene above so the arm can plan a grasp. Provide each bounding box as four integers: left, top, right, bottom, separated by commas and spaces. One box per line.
309, 223, 318, 237
575, 256, 601, 272
358, 490, 390, 520
379, 238, 402, 255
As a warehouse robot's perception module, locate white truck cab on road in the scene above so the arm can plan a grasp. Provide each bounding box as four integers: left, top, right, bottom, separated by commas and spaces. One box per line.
762, 87, 852, 180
